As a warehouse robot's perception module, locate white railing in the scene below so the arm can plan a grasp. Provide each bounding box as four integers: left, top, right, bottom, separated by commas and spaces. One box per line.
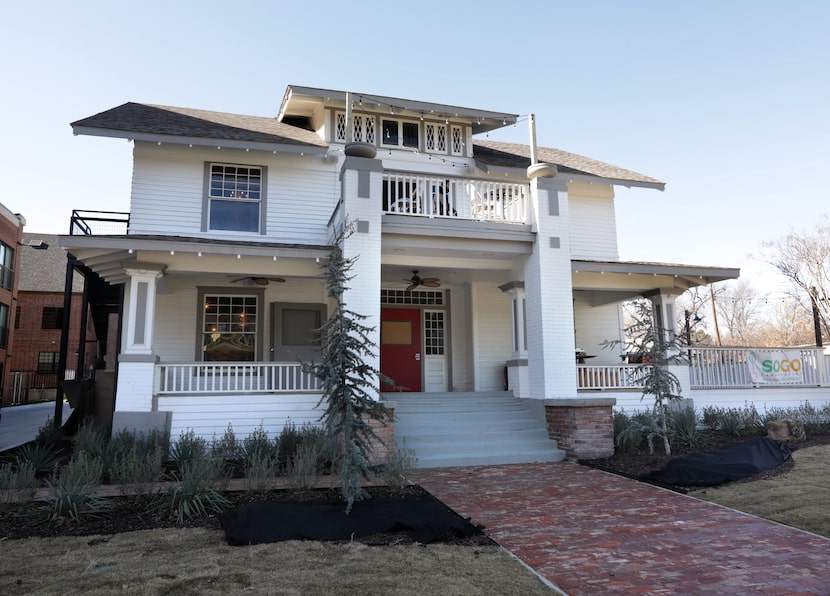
383, 173, 528, 224
688, 346, 830, 389
156, 362, 321, 395
577, 365, 647, 390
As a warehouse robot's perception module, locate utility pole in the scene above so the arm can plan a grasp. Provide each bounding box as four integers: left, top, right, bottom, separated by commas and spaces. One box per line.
709, 285, 722, 346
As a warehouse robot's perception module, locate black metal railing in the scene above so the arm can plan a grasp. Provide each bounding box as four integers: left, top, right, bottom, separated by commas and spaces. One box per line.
70, 210, 130, 236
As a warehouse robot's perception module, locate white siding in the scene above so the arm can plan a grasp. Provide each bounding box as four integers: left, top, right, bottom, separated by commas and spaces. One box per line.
129, 143, 338, 244
470, 283, 512, 391
152, 276, 329, 362
161, 392, 324, 443
568, 182, 619, 261
573, 298, 624, 365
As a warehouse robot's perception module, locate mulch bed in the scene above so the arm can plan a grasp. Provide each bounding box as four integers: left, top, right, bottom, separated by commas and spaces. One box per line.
0, 484, 496, 546
579, 430, 830, 492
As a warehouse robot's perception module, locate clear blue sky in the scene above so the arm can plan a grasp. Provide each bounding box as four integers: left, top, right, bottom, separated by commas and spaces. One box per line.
2, 1, 828, 297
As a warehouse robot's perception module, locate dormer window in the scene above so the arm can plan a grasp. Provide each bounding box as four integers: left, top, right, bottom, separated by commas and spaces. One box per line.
205, 163, 265, 233
382, 119, 419, 149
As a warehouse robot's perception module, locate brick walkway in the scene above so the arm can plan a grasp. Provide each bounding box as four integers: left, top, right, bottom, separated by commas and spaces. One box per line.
414, 462, 830, 595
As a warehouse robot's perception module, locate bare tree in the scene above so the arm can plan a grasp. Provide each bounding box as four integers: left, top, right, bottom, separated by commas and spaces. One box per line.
714, 279, 763, 346
762, 217, 830, 344
752, 298, 815, 347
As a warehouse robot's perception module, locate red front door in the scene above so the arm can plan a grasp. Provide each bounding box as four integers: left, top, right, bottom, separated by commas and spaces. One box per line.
380, 307, 422, 392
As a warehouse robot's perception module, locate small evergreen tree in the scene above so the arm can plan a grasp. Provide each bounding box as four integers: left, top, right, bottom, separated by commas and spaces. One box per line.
307, 223, 389, 513
605, 299, 687, 456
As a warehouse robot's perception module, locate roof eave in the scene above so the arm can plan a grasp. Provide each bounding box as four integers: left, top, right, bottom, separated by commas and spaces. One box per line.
572, 259, 740, 283
71, 125, 327, 155
473, 158, 666, 190
280, 85, 519, 134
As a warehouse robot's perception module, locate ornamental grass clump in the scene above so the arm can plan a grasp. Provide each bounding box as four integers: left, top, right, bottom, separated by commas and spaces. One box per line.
40, 452, 111, 525
0, 461, 37, 504
159, 456, 230, 523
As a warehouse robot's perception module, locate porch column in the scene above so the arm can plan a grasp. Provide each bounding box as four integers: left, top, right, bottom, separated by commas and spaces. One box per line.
646, 291, 680, 350
499, 281, 529, 395
338, 154, 384, 401
522, 168, 579, 400
116, 263, 165, 413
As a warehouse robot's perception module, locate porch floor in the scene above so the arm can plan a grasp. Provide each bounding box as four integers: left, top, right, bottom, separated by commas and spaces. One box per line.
414, 462, 830, 594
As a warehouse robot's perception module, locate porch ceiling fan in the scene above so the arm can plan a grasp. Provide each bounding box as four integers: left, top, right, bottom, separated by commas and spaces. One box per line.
229, 276, 286, 286
403, 270, 440, 292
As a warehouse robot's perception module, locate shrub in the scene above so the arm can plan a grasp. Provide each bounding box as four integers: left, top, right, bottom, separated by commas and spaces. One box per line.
668, 408, 710, 449
285, 440, 325, 490
40, 452, 110, 525
0, 461, 37, 503
243, 449, 279, 492
211, 424, 243, 465
614, 410, 659, 454
158, 457, 230, 523
15, 442, 62, 476
169, 430, 208, 469
277, 421, 303, 471
242, 424, 277, 463
377, 445, 418, 493
110, 445, 165, 495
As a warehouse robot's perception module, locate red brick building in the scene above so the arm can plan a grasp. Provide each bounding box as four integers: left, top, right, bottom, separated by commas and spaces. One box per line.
0, 203, 25, 405
7, 233, 96, 404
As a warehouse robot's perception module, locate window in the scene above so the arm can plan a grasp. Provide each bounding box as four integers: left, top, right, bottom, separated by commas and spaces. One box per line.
425, 123, 447, 153
451, 126, 464, 156
42, 306, 64, 329
202, 294, 258, 361
0, 241, 14, 290
382, 119, 419, 148
335, 112, 376, 144
38, 352, 60, 373
0, 303, 8, 348
206, 164, 264, 233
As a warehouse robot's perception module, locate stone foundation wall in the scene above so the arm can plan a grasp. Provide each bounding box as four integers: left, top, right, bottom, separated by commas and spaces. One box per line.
545, 398, 615, 460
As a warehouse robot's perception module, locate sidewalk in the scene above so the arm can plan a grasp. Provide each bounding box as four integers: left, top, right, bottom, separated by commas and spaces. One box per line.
415, 461, 830, 595
0, 401, 71, 452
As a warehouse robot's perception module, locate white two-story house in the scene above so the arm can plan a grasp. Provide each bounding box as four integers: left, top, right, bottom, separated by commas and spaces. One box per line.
60, 86, 739, 466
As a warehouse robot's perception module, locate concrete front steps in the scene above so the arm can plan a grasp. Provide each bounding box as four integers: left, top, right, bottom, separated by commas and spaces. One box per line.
386, 391, 566, 468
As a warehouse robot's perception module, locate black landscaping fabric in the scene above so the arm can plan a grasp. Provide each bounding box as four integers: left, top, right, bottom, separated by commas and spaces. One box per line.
649, 437, 791, 486
220, 496, 483, 545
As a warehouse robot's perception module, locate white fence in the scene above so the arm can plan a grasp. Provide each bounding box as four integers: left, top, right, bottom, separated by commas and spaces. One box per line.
382, 173, 528, 223
156, 362, 320, 395
575, 347, 830, 391
688, 346, 830, 389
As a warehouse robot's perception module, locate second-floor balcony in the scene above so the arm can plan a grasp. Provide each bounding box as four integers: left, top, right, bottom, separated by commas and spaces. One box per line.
383, 173, 528, 224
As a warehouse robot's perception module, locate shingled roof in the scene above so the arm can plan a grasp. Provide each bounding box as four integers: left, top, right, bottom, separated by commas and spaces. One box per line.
474, 140, 665, 189
19, 233, 84, 293
71, 103, 327, 150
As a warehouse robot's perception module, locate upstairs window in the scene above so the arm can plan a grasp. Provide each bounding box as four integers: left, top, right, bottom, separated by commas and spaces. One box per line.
0, 241, 14, 290
207, 164, 264, 233
335, 112, 376, 144
0, 303, 8, 348
42, 306, 64, 329
451, 126, 464, 156
382, 119, 419, 149
425, 123, 447, 153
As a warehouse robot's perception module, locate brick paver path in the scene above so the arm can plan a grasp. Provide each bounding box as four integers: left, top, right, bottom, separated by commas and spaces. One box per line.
415, 462, 830, 595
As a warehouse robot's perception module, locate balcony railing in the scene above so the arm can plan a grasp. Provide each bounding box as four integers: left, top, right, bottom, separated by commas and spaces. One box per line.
382, 173, 528, 224
156, 362, 321, 395
70, 210, 130, 236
